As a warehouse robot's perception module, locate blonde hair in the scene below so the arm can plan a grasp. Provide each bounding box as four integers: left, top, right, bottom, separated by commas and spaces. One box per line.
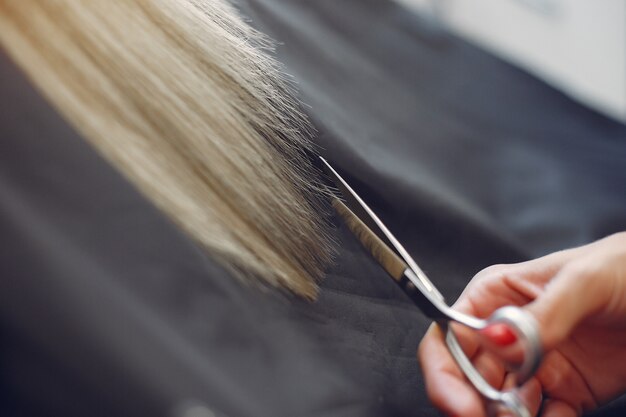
0, 0, 332, 298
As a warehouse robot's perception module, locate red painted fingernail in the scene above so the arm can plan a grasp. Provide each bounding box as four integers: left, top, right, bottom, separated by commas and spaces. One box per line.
480, 323, 517, 346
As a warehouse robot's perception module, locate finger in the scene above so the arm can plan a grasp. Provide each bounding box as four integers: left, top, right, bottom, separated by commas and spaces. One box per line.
494, 376, 542, 417
455, 270, 532, 318
467, 248, 578, 296
452, 296, 517, 367
450, 321, 481, 360
517, 378, 543, 417
455, 262, 556, 321
419, 324, 486, 417
449, 298, 483, 359
540, 399, 579, 417
460, 249, 581, 316
533, 351, 597, 411
472, 349, 506, 389
479, 327, 527, 372
525, 264, 612, 351
481, 323, 518, 347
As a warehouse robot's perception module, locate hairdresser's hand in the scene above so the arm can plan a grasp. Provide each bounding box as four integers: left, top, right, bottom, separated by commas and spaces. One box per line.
418, 232, 626, 417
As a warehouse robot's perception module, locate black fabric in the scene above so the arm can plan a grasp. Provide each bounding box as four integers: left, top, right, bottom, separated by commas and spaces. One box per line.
1, 1, 625, 416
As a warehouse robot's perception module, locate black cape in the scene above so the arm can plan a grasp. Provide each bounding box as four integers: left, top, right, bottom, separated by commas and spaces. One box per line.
2, 1, 625, 416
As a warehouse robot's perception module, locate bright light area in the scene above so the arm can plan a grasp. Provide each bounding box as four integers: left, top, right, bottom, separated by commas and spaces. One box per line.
397, 0, 626, 122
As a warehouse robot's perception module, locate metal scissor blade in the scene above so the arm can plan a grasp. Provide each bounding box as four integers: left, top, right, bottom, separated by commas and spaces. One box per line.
331, 198, 408, 282
332, 197, 451, 318
319, 157, 445, 303
320, 160, 396, 256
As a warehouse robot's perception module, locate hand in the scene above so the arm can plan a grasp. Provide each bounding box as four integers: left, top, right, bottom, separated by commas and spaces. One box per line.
418, 232, 626, 417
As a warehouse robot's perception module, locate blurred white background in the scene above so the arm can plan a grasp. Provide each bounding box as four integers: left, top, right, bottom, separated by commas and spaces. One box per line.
397, 0, 626, 123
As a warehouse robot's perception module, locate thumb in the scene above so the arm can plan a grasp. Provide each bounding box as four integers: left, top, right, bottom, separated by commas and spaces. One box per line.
524, 264, 610, 351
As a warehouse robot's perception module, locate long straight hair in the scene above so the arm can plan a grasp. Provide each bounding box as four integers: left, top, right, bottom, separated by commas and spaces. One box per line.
0, 0, 332, 298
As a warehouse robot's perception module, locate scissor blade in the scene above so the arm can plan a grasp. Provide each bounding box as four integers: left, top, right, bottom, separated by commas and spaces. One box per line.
320, 158, 394, 252
332, 198, 447, 318
319, 157, 444, 302
332, 198, 407, 282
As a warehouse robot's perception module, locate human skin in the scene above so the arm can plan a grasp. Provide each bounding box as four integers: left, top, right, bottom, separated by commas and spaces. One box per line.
418, 232, 626, 417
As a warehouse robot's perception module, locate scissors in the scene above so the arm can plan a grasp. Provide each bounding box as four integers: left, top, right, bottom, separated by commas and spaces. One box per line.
320, 157, 542, 417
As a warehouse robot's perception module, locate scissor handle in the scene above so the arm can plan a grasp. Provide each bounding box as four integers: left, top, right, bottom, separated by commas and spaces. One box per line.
486, 306, 543, 385
442, 303, 542, 385
442, 321, 536, 417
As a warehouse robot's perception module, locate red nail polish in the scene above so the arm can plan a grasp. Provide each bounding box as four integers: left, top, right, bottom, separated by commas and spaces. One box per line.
480, 323, 517, 346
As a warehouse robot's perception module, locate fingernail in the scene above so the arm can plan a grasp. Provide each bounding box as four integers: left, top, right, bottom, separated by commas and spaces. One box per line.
480, 323, 517, 346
